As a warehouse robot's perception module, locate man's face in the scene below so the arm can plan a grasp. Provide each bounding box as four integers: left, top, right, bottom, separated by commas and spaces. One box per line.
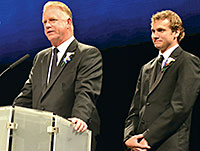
42, 6, 71, 46
151, 19, 179, 53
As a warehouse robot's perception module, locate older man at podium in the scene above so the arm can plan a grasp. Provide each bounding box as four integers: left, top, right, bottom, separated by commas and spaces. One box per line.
13, 1, 102, 151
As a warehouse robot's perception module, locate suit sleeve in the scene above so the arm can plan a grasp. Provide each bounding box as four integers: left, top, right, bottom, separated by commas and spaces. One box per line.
144, 54, 200, 146
71, 47, 103, 124
124, 67, 144, 142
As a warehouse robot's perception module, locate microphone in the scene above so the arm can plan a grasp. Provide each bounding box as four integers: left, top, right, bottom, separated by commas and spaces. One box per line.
0, 54, 30, 77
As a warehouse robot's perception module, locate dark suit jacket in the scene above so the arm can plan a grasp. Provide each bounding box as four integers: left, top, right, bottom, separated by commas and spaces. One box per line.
13, 39, 103, 147
124, 47, 200, 151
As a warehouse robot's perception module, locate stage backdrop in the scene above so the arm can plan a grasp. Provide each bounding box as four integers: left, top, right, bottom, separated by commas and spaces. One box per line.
0, 0, 200, 63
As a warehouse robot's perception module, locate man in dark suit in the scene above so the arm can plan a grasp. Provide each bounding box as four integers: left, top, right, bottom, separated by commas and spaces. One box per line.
124, 10, 200, 151
13, 1, 102, 151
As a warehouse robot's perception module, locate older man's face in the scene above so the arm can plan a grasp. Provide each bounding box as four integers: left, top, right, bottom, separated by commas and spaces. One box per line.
42, 6, 71, 46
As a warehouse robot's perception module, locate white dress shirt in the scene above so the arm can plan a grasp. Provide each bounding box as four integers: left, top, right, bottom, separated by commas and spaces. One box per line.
158, 44, 179, 68
47, 36, 75, 84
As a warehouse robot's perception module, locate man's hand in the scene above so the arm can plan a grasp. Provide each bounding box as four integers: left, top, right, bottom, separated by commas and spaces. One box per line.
68, 117, 88, 132
125, 134, 151, 151
136, 138, 150, 151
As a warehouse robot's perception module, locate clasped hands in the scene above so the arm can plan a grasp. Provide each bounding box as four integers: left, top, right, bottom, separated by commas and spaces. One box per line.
68, 117, 88, 132
125, 134, 151, 151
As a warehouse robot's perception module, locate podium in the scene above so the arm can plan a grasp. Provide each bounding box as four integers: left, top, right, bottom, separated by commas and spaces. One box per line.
0, 106, 91, 151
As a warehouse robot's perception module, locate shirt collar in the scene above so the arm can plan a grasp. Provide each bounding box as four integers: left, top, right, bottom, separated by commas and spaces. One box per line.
158, 44, 179, 68
52, 36, 75, 53
158, 44, 179, 60
51, 36, 75, 64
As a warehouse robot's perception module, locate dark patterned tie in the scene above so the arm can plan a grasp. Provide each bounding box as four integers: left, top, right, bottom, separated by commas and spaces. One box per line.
154, 55, 164, 82
49, 48, 59, 84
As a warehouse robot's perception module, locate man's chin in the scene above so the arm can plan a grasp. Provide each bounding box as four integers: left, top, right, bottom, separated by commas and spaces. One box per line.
154, 44, 161, 50
47, 36, 55, 41
48, 38, 61, 47
47, 36, 57, 43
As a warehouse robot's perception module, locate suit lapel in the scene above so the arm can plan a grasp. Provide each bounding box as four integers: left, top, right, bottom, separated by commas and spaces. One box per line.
40, 39, 78, 101
149, 58, 159, 89
148, 47, 182, 96
41, 49, 52, 94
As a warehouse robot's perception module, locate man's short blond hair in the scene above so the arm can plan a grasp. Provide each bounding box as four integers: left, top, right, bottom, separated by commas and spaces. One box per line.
151, 10, 185, 42
43, 1, 73, 19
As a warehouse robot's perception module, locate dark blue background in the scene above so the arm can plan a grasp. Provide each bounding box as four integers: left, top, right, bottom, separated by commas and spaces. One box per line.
0, 0, 200, 63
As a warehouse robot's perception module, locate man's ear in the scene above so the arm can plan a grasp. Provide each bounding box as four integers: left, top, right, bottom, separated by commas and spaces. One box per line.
174, 29, 180, 39
66, 18, 72, 28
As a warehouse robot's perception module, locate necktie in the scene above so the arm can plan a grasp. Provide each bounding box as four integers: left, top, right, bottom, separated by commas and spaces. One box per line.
49, 48, 59, 83
154, 55, 164, 82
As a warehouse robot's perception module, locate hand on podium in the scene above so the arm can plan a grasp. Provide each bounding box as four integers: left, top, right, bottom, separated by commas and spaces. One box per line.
68, 117, 88, 132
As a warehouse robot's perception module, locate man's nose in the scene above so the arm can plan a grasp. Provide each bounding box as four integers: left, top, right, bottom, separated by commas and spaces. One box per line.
44, 20, 52, 28
46, 22, 51, 27
152, 32, 159, 39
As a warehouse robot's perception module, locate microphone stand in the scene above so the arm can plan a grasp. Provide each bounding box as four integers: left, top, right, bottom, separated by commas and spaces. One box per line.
0, 54, 30, 77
